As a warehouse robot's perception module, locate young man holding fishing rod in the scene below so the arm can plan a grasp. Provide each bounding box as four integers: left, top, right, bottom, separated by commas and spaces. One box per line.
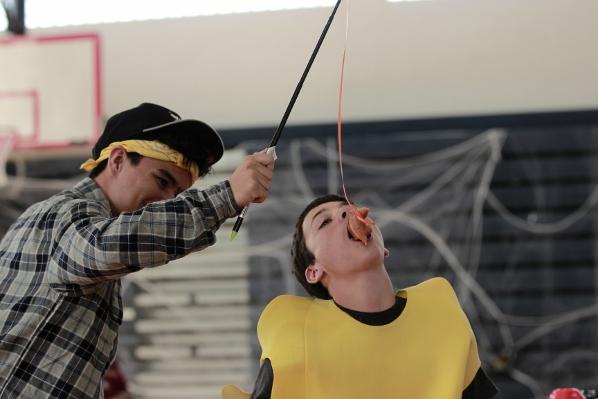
0, 102, 275, 398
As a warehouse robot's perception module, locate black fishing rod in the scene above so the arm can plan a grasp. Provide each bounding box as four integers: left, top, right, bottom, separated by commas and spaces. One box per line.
230, 0, 343, 240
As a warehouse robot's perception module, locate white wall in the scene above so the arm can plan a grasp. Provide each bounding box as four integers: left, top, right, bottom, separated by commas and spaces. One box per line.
23, 0, 598, 129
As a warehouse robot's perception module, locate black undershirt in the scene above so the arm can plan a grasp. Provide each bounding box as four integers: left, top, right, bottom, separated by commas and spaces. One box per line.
334, 296, 407, 325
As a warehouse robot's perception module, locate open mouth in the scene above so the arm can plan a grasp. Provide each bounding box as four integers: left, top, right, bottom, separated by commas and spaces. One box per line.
347, 227, 371, 242
345, 205, 375, 245
347, 220, 373, 245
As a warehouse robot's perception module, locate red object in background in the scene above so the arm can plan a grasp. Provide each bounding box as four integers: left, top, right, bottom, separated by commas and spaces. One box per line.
549, 388, 586, 399
103, 361, 130, 399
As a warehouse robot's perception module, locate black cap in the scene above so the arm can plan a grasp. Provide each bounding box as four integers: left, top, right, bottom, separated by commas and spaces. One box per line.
92, 103, 224, 170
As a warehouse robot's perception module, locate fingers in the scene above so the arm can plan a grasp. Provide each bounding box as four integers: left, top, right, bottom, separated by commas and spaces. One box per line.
253, 162, 274, 181
252, 151, 276, 169
229, 152, 276, 208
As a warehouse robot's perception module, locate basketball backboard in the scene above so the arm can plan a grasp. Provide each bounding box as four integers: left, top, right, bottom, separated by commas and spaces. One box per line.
0, 33, 101, 150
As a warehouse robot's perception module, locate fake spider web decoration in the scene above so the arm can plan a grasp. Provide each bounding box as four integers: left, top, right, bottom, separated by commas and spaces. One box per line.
1, 126, 596, 398
245, 128, 598, 398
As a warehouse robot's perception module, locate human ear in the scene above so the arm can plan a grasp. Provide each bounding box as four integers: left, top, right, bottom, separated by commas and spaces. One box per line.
384, 248, 390, 257
305, 264, 324, 284
107, 147, 126, 175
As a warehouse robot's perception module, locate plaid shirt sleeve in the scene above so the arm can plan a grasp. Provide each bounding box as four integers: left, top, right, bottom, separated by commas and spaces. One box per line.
0, 178, 241, 397
49, 179, 240, 285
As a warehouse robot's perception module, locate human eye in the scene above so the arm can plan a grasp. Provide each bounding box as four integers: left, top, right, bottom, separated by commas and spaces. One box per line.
155, 175, 169, 190
319, 218, 331, 230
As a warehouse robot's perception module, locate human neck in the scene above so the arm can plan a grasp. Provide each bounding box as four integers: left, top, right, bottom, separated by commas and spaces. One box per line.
327, 266, 396, 312
92, 175, 118, 216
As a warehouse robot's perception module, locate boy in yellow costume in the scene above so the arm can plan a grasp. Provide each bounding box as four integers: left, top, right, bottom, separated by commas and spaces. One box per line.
223, 194, 498, 399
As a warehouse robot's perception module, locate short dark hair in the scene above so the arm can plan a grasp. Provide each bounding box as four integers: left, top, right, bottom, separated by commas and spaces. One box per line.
291, 194, 347, 299
88, 151, 142, 179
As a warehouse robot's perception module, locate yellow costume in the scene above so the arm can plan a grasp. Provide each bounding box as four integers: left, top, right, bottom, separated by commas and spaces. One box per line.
223, 277, 486, 399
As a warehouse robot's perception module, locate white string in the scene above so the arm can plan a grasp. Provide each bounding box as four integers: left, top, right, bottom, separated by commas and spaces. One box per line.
487, 185, 598, 234
509, 368, 546, 399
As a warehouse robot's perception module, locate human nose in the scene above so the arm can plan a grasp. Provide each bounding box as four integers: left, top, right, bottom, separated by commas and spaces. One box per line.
338, 206, 349, 222
161, 187, 178, 200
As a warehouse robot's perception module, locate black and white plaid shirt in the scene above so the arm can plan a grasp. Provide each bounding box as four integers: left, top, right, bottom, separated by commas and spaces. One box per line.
0, 177, 240, 398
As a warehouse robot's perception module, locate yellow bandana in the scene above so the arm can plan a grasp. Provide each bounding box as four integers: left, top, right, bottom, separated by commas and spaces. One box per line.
80, 140, 199, 182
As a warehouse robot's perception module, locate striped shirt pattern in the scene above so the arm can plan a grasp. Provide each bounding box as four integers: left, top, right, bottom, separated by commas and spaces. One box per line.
0, 177, 240, 398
